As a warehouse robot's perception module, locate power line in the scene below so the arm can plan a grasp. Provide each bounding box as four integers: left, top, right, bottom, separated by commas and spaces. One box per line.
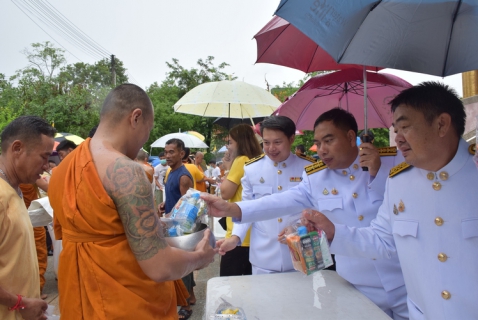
42, 0, 111, 57
12, 0, 110, 60
10, 0, 83, 62
31, 0, 106, 59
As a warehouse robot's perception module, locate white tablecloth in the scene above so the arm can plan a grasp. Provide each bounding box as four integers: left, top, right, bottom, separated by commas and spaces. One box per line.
206, 270, 390, 320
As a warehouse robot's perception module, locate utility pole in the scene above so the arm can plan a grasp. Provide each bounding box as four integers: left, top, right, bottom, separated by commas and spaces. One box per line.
111, 54, 116, 87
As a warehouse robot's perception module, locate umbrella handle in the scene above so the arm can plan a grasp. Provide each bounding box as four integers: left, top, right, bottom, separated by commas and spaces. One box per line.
361, 135, 372, 172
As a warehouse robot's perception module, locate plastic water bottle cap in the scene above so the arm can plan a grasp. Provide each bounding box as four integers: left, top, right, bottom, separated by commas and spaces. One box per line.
297, 226, 308, 236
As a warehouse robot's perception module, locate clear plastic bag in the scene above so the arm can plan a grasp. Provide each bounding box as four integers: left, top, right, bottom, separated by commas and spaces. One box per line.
211, 298, 247, 320
284, 218, 333, 275
165, 188, 209, 234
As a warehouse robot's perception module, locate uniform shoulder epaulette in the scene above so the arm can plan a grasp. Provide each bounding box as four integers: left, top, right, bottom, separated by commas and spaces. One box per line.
389, 162, 412, 178
245, 154, 265, 166
305, 160, 326, 175
469, 144, 476, 155
296, 153, 317, 163
378, 146, 397, 156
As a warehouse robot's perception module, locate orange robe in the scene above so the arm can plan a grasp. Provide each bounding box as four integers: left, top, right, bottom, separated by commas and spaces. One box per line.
49, 139, 178, 319
195, 164, 207, 192
19, 184, 47, 292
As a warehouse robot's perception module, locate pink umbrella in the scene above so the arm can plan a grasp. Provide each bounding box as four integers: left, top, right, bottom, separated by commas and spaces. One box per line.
254, 16, 382, 73
273, 68, 412, 131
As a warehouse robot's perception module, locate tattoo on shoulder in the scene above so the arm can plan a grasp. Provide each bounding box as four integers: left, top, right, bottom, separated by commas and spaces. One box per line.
103, 157, 167, 261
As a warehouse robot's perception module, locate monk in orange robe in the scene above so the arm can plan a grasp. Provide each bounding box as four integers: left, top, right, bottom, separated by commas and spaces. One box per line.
49, 84, 216, 319
135, 149, 154, 183
19, 184, 48, 299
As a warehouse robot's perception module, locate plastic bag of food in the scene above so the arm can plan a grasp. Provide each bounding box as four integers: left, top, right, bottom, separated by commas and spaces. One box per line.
285, 222, 333, 275
211, 298, 247, 320
168, 188, 208, 233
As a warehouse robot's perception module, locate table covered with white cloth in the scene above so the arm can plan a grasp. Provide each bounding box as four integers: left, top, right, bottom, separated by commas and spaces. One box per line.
206, 270, 390, 319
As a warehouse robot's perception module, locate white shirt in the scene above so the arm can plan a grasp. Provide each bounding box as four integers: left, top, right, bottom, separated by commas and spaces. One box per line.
153, 163, 169, 190
331, 139, 478, 320
236, 149, 406, 292
233, 152, 315, 273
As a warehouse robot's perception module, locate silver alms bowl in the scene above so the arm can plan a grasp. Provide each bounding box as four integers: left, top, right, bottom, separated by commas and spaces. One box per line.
165, 223, 216, 252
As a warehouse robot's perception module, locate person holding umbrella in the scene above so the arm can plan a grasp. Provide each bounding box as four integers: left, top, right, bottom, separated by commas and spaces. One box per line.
202, 108, 408, 319
303, 82, 478, 320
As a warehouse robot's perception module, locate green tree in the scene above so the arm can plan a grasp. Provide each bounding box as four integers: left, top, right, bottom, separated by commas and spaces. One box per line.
5, 42, 129, 138
146, 56, 235, 153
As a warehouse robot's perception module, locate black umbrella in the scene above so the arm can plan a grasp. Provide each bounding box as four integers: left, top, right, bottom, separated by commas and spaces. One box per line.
213, 117, 265, 129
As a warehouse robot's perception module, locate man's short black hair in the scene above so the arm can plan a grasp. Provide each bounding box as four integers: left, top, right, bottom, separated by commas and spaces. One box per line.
390, 81, 465, 137
295, 144, 305, 153
56, 140, 77, 152
313, 108, 358, 136
209, 159, 216, 164
158, 151, 165, 158
165, 138, 185, 152
182, 147, 191, 161
260, 116, 296, 138
1, 116, 56, 153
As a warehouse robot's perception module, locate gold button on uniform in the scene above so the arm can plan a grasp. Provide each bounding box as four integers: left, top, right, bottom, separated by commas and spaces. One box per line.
358, 215, 364, 221
441, 291, 451, 300
278, 186, 282, 191
435, 217, 444, 226
282, 163, 287, 168
278, 218, 283, 223
342, 170, 347, 176
353, 164, 359, 170
350, 175, 355, 181
433, 181, 442, 191
438, 253, 448, 262
427, 172, 435, 180
439, 171, 449, 180
274, 162, 278, 167
352, 193, 358, 198
277, 170, 282, 175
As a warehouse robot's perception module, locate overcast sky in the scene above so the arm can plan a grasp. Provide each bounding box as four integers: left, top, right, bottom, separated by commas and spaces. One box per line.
1, 0, 463, 96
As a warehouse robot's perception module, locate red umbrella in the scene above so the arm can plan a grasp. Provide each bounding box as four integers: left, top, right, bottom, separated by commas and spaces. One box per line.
254, 16, 382, 73
273, 69, 412, 131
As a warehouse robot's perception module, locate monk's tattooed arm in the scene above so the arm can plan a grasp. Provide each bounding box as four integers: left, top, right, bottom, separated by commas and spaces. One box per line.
103, 157, 168, 260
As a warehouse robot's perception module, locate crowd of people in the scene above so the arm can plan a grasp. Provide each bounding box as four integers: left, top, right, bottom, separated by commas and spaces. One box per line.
0, 81, 477, 320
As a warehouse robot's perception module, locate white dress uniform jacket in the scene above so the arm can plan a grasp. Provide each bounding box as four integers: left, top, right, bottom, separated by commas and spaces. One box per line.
332, 139, 478, 320
236, 148, 406, 293
232, 152, 315, 273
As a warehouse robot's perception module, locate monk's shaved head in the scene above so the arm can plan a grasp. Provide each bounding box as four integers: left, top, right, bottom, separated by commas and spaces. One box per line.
100, 84, 153, 124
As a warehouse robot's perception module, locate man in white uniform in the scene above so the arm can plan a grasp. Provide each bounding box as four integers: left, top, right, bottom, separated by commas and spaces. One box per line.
216, 116, 316, 274
203, 108, 408, 319
304, 82, 478, 320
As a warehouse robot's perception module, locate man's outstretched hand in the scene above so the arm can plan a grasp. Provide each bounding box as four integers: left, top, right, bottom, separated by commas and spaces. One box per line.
302, 209, 335, 242
200, 194, 242, 219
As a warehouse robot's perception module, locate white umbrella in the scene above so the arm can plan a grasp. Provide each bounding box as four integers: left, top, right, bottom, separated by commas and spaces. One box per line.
151, 133, 208, 148
173, 80, 281, 119
217, 145, 227, 153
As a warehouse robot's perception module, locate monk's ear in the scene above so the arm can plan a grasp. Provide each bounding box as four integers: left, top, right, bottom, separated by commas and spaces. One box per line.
130, 109, 143, 128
